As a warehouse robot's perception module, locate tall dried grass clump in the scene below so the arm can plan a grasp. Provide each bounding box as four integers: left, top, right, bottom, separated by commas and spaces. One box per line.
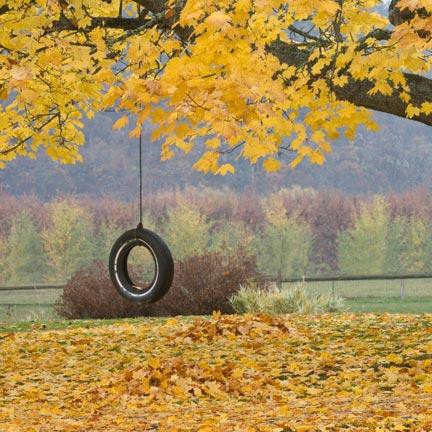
230, 281, 345, 315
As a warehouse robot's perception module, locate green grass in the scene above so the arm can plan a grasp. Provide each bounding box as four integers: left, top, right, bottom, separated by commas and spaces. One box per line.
1, 299, 432, 333
1, 278, 432, 325
0, 287, 61, 322
283, 278, 432, 298
0, 288, 62, 304
345, 297, 432, 313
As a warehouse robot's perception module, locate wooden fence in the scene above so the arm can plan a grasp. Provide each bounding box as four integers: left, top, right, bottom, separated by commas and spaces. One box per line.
1, 274, 432, 320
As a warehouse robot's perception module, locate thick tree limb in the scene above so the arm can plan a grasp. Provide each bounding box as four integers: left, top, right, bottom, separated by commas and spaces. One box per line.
333, 73, 432, 127
389, 0, 430, 26
132, 0, 166, 13
389, 0, 412, 25
268, 40, 432, 127
51, 16, 151, 32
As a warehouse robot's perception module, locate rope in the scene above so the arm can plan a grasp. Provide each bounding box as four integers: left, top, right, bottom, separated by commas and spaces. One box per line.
138, 131, 143, 228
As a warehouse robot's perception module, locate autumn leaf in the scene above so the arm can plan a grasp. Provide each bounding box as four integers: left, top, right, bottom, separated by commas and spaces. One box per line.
206, 11, 232, 30
216, 163, 235, 176
113, 116, 129, 130
263, 158, 281, 172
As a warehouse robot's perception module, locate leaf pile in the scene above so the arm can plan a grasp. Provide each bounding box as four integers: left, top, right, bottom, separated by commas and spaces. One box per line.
1, 313, 432, 431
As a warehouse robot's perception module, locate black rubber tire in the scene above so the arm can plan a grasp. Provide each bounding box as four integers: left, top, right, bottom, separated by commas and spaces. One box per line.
109, 226, 174, 303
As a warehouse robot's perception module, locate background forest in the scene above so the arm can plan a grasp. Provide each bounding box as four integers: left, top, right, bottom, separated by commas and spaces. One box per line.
2, 186, 432, 286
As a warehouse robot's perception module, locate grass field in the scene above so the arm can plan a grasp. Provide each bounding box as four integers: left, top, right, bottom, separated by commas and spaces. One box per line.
284, 277, 432, 298
1, 313, 432, 431
346, 297, 432, 313
1, 278, 432, 323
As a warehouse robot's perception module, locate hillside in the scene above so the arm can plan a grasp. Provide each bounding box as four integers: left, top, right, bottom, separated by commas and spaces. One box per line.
1, 111, 431, 200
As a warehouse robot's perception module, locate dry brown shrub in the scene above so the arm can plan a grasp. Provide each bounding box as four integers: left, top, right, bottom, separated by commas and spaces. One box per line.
56, 251, 261, 319
55, 261, 149, 319
150, 251, 262, 316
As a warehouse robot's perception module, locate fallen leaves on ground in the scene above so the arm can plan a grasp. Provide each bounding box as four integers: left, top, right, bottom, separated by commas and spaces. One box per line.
1, 313, 432, 431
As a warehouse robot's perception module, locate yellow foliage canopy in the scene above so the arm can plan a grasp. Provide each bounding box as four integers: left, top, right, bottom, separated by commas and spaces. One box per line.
0, 0, 431, 173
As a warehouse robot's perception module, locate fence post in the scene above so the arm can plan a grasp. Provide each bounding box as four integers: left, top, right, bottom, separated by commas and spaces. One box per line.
6, 304, 13, 320
400, 279, 405, 299
277, 270, 283, 290
332, 280, 336, 297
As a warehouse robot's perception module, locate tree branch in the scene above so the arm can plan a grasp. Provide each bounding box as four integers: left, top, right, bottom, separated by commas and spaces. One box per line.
334, 73, 432, 127
132, 0, 166, 13
51, 15, 152, 32
107, 13, 165, 44
288, 25, 327, 46
389, 0, 430, 26
268, 40, 432, 127
0, 113, 58, 155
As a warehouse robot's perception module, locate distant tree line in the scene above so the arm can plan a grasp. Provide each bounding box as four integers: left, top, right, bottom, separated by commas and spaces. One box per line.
1, 111, 432, 200
1, 186, 432, 285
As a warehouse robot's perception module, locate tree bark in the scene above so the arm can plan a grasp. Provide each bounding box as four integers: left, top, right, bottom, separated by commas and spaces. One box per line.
268, 40, 432, 127
389, 0, 430, 26
52, 16, 151, 31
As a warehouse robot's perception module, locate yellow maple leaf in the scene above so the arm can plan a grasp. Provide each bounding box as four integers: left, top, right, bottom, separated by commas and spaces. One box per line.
386, 353, 403, 365
0, 88, 8, 100
113, 116, 129, 130
206, 11, 232, 30
216, 163, 235, 176
310, 150, 325, 165
263, 158, 281, 172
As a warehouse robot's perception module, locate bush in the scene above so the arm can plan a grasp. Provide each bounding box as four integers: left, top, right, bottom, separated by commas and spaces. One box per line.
230, 282, 345, 315
55, 261, 149, 319
337, 197, 389, 275
257, 196, 312, 282
209, 221, 255, 256
4, 212, 48, 284
0, 236, 7, 285
385, 216, 431, 274
56, 251, 261, 319
163, 202, 212, 261
150, 251, 261, 316
43, 200, 96, 281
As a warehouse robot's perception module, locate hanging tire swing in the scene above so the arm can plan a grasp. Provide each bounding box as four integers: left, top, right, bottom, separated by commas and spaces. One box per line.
109, 224, 174, 303
108, 132, 174, 303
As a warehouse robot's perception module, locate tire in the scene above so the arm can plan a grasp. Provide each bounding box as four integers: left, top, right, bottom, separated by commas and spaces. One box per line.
109, 225, 174, 303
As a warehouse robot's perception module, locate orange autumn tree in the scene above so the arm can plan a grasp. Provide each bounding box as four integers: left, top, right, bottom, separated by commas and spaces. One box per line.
0, 0, 431, 173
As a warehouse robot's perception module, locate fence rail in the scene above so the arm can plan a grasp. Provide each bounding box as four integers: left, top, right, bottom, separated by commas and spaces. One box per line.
0, 284, 64, 292
2, 274, 432, 292
277, 273, 432, 283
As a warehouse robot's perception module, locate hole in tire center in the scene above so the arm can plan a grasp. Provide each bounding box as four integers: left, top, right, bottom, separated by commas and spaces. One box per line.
126, 244, 157, 290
